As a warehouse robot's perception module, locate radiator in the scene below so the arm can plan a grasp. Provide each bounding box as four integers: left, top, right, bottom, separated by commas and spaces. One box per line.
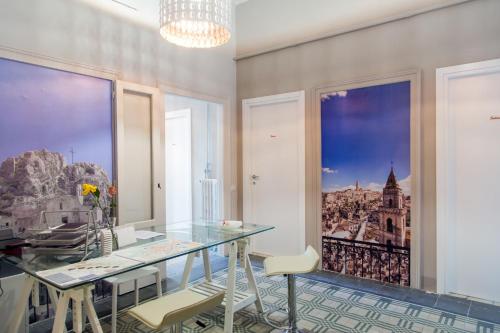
202, 179, 219, 221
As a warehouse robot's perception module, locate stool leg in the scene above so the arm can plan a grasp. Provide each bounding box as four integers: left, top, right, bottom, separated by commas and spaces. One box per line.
285, 274, 311, 333
155, 271, 162, 298
134, 279, 139, 306
287, 274, 298, 332
171, 323, 181, 333
111, 283, 118, 333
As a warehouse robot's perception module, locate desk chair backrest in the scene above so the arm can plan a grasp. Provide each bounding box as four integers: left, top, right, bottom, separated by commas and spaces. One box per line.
115, 226, 137, 247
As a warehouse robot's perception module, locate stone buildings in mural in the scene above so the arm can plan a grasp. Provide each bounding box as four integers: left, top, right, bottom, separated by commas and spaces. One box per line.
0, 149, 111, 235
322, 167, 411, 285
322, 167, 411, 247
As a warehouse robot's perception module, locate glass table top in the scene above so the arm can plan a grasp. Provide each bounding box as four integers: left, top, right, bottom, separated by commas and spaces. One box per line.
1, 221, 274, 290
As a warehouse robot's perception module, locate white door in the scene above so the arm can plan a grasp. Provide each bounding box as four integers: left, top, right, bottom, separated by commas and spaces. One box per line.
165, 109, 192, 225
437, 59, 500, 302
243, 91, 305, 256
115, 81, 164, 293
115, 81, 163, 228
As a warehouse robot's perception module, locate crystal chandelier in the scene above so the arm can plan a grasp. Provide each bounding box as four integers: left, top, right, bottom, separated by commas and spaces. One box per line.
160, 0, 232, 48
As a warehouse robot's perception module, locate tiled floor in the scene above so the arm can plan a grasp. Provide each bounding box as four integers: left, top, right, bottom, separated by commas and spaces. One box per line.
28, 255, 500, 332
110, 267, 500, 333
247, 255, 500, 325
301, 269, 500, 325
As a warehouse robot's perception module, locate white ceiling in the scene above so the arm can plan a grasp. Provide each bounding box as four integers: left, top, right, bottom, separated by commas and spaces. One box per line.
78, 0, 248, 28
77, 0, 469, 57
77, 0, 166, 27
236, 0, 469, 58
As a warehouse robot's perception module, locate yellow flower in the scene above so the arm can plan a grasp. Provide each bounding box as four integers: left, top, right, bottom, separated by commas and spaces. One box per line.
82, 183, 97, 196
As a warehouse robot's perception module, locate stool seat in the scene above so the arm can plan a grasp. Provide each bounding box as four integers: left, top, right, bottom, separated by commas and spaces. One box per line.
264, 246, 320, 276
128, 289, 224, 330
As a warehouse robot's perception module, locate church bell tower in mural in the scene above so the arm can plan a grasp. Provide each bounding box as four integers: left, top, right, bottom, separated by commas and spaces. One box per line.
378, 167, 410, 248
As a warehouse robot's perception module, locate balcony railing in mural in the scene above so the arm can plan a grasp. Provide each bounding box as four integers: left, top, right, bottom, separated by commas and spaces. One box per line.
322, 236, 410, 286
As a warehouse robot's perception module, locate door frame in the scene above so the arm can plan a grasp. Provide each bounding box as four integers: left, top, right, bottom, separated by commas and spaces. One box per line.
436, 58, 500, 294
314, 70, 422, 288
161, 84, 229, 221
165, 108, 192, 224
242, 91, 306, 255
115, 80, 163, 228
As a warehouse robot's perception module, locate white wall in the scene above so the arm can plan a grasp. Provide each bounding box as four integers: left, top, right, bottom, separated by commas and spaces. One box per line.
0, 0, 237, 219
236, 0, 500, 291
235, 0, 467, 58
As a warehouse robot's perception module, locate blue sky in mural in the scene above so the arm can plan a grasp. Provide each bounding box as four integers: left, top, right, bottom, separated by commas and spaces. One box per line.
0, 58, 113, 178
321, 81, 410, 194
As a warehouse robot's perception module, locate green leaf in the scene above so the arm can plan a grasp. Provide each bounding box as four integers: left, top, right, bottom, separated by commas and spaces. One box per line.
95, 188, 101, 199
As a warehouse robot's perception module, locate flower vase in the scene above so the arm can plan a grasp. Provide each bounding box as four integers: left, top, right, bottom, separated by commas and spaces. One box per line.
106, 217, 119, 251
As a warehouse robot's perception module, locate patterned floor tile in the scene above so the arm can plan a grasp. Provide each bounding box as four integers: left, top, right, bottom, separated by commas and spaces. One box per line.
110, 267, 499, 333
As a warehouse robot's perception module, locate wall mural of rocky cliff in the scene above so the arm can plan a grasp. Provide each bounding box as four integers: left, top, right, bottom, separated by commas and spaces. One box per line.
0, 58, 113, 235
321, 81, 412, 286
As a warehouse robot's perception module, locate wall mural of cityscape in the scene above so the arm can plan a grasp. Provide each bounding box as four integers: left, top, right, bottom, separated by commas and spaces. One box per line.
0, 58, 113, 235
321, 81, 412, 286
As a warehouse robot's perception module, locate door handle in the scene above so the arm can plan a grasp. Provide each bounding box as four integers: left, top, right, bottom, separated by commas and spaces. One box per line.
490, 116, 500, 120
251, 174, 259, 180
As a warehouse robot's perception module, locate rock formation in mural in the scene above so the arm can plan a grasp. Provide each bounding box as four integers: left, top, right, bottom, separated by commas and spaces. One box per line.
0, 149, 111, 235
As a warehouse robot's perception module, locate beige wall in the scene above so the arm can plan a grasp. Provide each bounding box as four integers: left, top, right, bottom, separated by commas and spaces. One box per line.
236, 0, 500, 291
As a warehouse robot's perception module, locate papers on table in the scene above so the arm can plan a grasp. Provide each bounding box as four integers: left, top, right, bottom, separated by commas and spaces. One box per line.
134, 230, 165, 240
36, 254, 140, 287
113, 239, 201, 263
36, 239, 202, 287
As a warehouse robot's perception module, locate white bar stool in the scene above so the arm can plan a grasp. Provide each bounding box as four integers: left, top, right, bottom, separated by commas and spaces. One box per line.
103, 226, 162, 333
127, 289, 224, 332
263, 246, 320, 333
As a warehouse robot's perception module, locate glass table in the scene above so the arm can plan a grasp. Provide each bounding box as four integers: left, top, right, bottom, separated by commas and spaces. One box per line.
4, 221, 274, 333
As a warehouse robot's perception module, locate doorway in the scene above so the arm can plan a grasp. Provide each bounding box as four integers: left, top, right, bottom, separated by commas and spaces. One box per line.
165, 109, 192, 225
165, 94, 224, 225
437, 58, 500, 302
242, 91, 306, 256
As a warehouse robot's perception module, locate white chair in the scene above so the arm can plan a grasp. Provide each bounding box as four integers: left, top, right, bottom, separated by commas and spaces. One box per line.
103, 226, 162, 333
263, 246, 320, 333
